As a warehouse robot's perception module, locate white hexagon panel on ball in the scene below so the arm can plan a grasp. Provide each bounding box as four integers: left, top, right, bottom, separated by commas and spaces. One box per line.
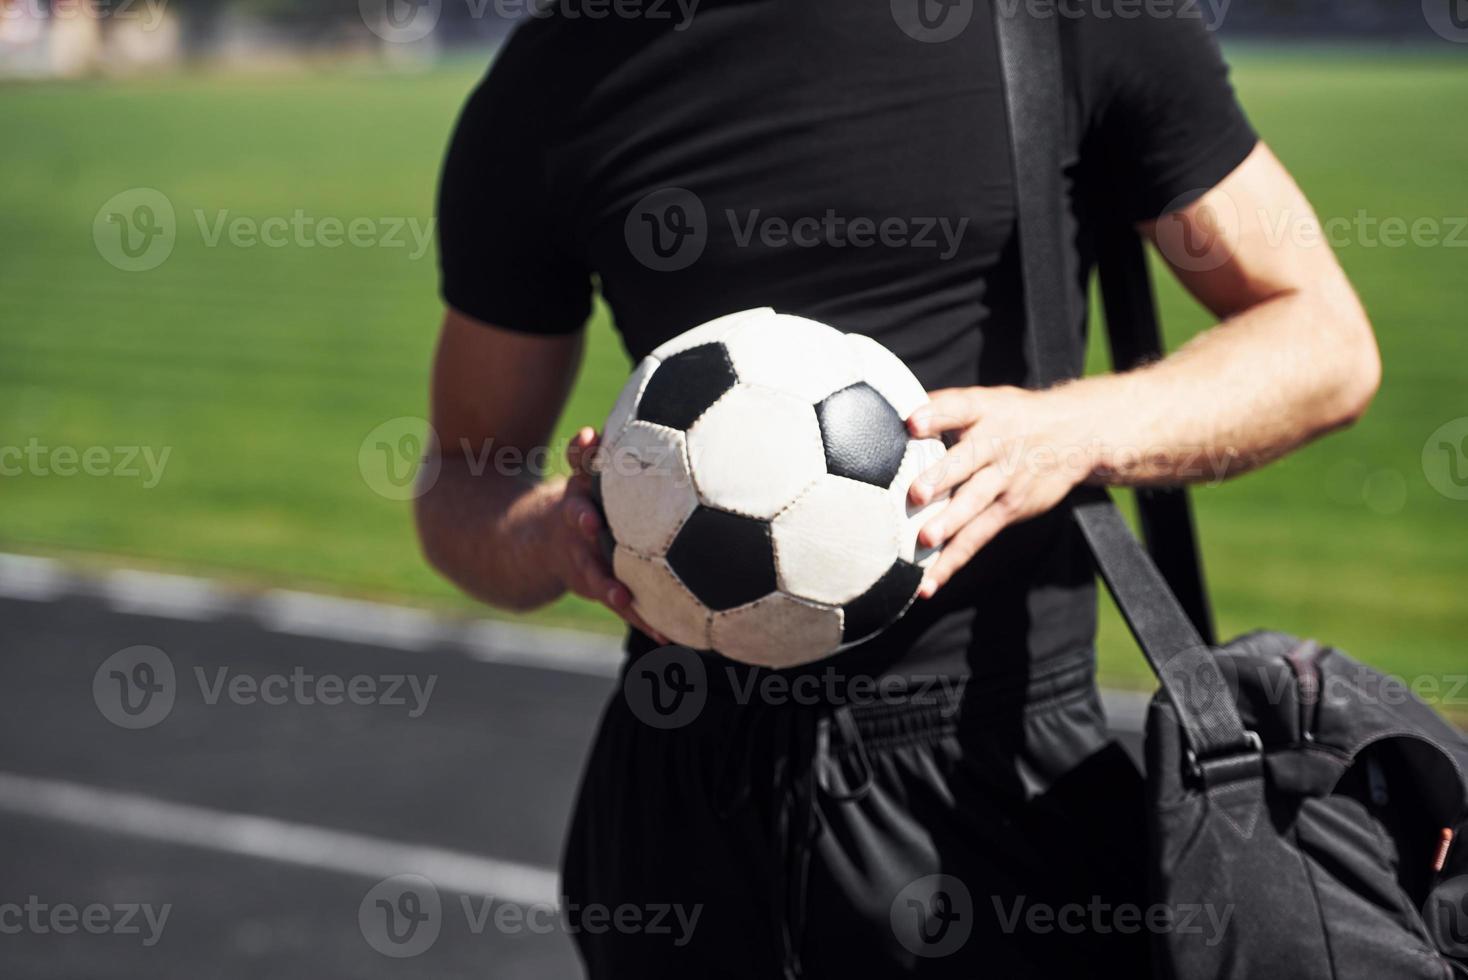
710, 592, 842, 668
843, 332, 930, 422
770, 475, 902, 605
685, 384, 827, 521
890, 437, 949, 567
720, 312, 862, 404
599, 355, 660, 454
600, 420, 700, 556
613, 547, 712, 650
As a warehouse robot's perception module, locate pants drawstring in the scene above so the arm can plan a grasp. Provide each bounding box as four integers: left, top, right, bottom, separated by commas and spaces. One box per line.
715, 700, 874, 980
818, 705, 876, 803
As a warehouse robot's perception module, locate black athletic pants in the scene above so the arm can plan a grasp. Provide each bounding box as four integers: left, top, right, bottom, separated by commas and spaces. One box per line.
562, 650, 1153, 978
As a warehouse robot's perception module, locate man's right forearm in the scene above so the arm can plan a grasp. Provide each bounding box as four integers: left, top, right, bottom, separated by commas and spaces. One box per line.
414, 459, 567, 611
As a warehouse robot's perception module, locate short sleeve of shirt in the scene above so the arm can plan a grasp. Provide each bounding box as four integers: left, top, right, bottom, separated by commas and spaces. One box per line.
436, 29, 591, 334
1076, 8, 1258, 223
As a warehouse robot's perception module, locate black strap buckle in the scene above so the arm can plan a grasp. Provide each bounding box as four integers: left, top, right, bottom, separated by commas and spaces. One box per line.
1186, 729, 1263, 786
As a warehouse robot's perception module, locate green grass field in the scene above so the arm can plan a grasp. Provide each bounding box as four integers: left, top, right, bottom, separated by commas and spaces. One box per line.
1, 49, 1464, 701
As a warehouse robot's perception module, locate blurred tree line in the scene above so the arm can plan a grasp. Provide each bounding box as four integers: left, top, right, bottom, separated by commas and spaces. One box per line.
28, 0, 1443, 51
151, 0, 515, 50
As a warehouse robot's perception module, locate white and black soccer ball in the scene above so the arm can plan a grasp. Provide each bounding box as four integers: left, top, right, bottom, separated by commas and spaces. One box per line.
593, 307, 949, 668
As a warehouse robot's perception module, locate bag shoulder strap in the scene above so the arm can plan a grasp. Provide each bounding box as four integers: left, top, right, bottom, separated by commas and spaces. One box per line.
992, 4, 1253, 762
1096, 227, 1217, 645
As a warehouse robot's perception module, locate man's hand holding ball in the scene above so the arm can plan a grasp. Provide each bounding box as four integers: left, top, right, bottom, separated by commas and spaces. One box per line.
543, 426, 667, 644
908, 385, 1095, 598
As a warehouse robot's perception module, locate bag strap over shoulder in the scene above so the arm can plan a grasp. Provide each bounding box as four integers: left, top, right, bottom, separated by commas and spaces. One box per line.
1095, 224, 1217, 647
991, 4, 1255, 764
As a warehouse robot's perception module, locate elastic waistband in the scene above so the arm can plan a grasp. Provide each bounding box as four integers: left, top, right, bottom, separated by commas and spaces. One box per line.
623, 645, 1099, 746
839, 653, 1098, 749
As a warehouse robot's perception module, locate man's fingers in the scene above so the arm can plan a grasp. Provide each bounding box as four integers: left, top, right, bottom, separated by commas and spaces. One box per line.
907, 388, 985, 438
624, 611, 668, 647
570, 544, 616, 599
560, 510, 667, 643
572, 545, 657, 638
910, 432, 996, 506
567, 470, 595, 498
917, 464, 1005, 549
603, 582, 669, 645
918, 500, 1011, 598
561, 491, 603, 542
565, 426, 601, 477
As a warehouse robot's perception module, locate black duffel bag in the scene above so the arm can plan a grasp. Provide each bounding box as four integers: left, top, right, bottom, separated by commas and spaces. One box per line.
1079, 500, 1468, 979
991, 6, 1468, 976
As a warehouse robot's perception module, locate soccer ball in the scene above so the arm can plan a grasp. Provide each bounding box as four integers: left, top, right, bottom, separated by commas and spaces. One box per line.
593, 308, 948, 668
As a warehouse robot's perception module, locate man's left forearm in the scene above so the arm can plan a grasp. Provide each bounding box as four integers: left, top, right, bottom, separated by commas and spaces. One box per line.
1054, 280, 1380, 487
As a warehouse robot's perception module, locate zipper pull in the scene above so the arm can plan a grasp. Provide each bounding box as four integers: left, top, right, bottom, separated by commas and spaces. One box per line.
1433, 827, 1454, 874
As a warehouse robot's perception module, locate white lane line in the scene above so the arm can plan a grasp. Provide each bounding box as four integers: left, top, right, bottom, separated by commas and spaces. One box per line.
101, 569, 236, 621
0, 770, 559, 906
0, 551, 624, 676
0, 553, 72, 602
458, 620, 621, 678
256, 589, 453, 652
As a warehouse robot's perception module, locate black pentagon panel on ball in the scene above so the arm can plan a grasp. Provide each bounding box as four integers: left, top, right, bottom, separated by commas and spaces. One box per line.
635, 343, 739, 431
841, 559, 924, 644
666, 505, 777, 611
815, 381, 908, 488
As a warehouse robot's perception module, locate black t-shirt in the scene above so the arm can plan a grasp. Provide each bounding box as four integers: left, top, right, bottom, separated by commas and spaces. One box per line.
437, 1, 1256, 687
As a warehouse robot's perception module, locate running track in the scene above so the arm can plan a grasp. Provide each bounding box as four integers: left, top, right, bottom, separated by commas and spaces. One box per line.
0, 555, 1146, 978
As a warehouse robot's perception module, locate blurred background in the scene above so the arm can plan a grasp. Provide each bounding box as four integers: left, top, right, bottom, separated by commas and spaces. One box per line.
1, 1, 1465, 976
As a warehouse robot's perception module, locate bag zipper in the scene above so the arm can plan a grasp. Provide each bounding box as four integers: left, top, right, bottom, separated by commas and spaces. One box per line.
1284, 639, 1323, 743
